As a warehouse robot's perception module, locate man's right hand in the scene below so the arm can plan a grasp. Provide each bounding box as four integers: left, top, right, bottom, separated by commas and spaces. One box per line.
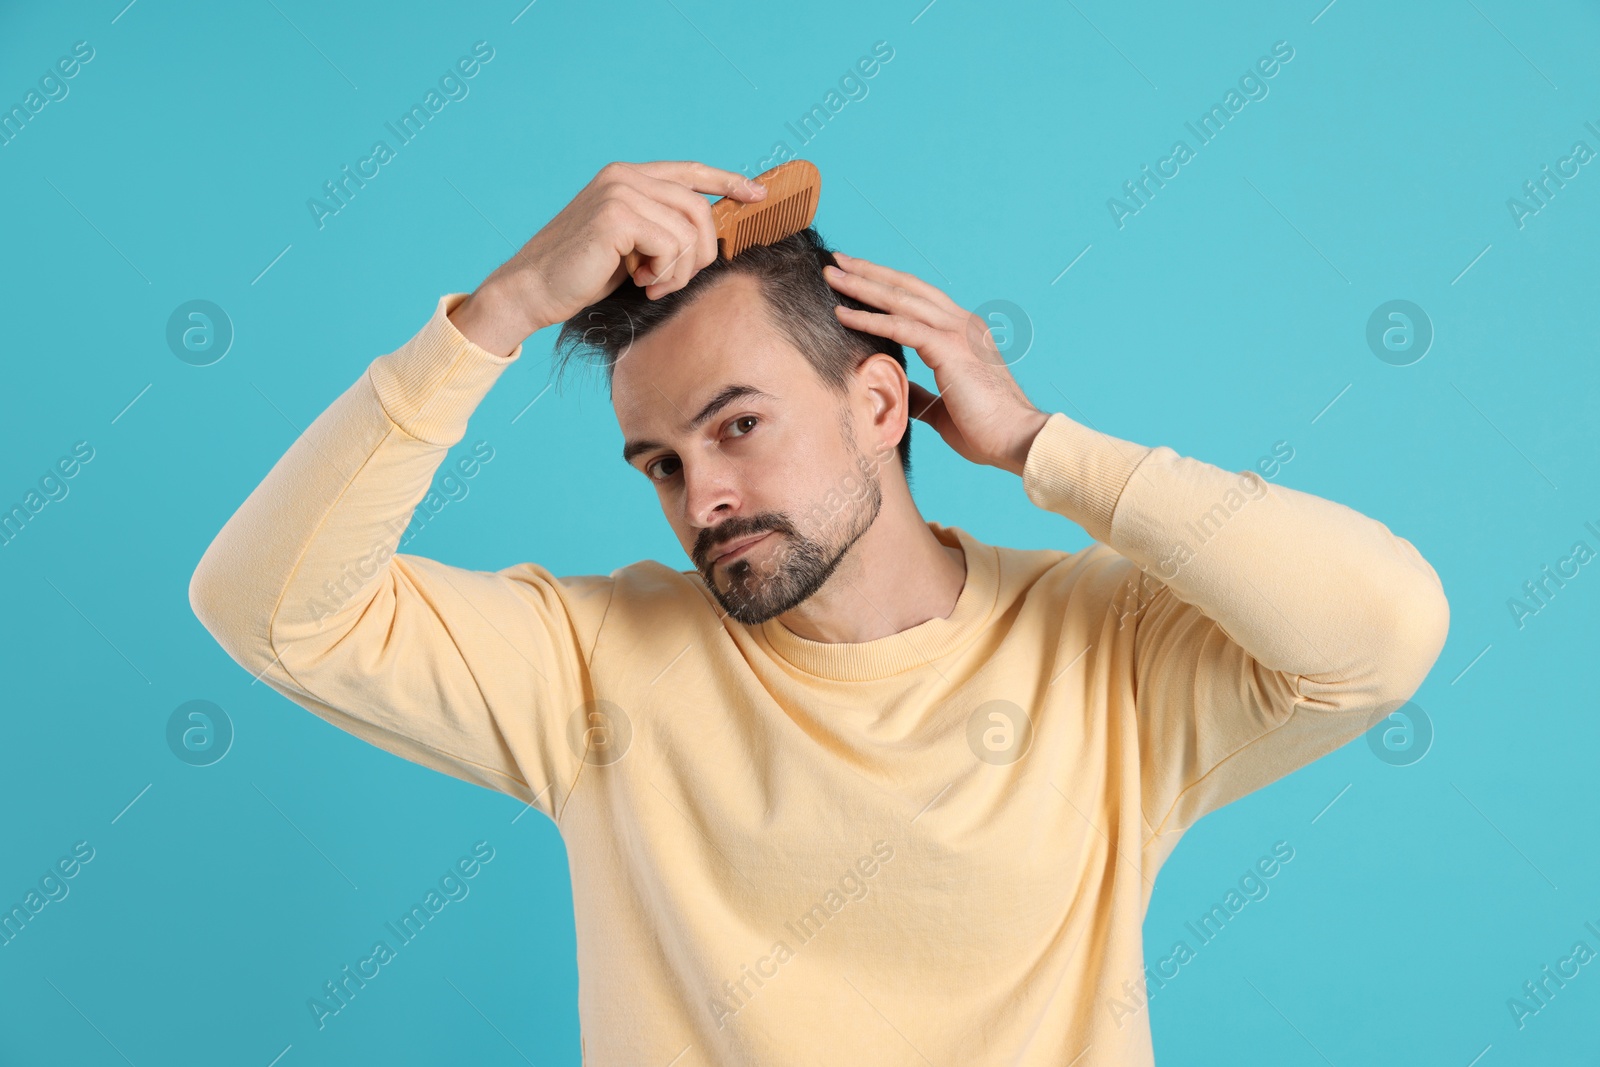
449, 161, 768, 356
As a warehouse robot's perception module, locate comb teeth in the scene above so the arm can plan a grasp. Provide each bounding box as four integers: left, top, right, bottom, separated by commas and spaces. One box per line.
711, 159, 821, 261
727, 187, 816, 258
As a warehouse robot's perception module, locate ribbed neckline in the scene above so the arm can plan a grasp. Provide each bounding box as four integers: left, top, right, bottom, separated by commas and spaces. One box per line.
752, 523, 998, 682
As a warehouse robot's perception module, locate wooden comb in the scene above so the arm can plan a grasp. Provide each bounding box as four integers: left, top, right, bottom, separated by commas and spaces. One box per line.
622, 159, 820, 283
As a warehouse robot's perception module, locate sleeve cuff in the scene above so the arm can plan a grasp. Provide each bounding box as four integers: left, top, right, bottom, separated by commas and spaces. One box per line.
366, 293, 523, 446
1021, 411, 1153, 544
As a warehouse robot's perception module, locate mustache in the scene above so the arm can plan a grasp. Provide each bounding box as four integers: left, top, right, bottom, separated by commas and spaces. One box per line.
699, 518, 790, 564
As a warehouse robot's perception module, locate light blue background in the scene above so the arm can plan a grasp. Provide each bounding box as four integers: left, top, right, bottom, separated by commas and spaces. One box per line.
2, 0, 1596, 1063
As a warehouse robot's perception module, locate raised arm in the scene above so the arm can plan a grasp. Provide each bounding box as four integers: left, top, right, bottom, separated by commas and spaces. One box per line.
187, 295, 612, 817
1021, 414, 1450, 844
817, 252, 1450, 855
188, 161, 771, 820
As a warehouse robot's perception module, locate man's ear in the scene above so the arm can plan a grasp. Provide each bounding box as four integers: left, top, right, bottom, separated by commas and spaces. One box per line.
853, 352, 909, 461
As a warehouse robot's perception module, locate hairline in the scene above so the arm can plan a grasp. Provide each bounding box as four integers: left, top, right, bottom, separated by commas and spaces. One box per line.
614, 275, 866, 469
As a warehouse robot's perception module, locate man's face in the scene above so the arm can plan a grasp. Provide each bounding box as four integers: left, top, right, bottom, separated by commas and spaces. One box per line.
613, 273, 891, 625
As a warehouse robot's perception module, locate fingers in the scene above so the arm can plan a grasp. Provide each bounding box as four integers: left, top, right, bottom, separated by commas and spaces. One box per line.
628, 173, 720, 287
830, 251, 960, 315
831, 304, 941, 354
906, 380, 946, 424
625, 160, 768, 202
824, 261, 954, 329
611, 187, 701, 292
906, 380, 960, 446
602, 161, 768, 296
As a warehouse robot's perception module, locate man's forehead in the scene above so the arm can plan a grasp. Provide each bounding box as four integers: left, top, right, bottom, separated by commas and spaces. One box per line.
613, 273, 803, 431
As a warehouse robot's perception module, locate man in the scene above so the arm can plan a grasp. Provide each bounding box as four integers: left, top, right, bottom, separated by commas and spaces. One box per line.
190, 160, 1450, 1064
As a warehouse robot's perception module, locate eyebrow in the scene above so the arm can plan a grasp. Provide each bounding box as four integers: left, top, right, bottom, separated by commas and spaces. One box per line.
621, 384, 779, 467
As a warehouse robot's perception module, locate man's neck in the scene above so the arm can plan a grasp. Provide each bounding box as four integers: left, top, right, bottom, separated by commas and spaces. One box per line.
771, 507, 968, 645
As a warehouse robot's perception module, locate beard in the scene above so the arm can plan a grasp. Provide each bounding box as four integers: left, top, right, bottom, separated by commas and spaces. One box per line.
697, 443, 885, 627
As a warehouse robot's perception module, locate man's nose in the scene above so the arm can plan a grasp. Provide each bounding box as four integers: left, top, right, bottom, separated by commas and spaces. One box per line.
682, 458, 744, 533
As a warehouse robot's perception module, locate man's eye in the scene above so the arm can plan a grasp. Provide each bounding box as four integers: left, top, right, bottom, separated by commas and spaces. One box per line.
644, 418, 756, 481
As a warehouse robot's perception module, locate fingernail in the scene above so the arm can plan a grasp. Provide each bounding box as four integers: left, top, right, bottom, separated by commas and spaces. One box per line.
834, 251, 851, 260
747, 180, 766, 195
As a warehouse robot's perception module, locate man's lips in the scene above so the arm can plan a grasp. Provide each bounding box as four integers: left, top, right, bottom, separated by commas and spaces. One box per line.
711, 531, 774, 564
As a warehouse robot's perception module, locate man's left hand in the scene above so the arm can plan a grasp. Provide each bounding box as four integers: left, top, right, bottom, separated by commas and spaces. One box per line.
823, 252, 1050, 476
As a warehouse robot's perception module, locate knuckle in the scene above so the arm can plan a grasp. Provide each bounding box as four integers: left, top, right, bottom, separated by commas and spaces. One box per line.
597, 162, 636, 192
648, 220, 677, 247
595, 197, 631, 226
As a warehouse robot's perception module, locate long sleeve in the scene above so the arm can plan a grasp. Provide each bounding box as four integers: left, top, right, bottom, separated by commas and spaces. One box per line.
1021, 411, 1450, 846
188, 293, 615, 822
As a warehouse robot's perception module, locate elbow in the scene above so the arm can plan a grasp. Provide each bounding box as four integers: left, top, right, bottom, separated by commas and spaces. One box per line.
188, 539, 257, 661
1303, 535, 1451, 717
188, 548, 227, 643
188, 553, 282, 680
1370, 567, 1451, 708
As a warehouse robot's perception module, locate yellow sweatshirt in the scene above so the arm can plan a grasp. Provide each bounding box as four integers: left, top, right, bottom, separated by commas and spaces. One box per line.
190, 293, 1450, 1065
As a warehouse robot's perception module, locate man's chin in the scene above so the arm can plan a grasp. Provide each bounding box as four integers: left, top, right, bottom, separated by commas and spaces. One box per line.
711, 563, 805, 626
701, 522, 851, 625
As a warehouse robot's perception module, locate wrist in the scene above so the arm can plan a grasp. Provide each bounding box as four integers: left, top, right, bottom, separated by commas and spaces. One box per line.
449, 281, 540, 357
999, 408, 1052, 477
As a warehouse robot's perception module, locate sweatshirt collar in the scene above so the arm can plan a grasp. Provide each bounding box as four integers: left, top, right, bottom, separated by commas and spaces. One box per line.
753, 522, 997, 682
